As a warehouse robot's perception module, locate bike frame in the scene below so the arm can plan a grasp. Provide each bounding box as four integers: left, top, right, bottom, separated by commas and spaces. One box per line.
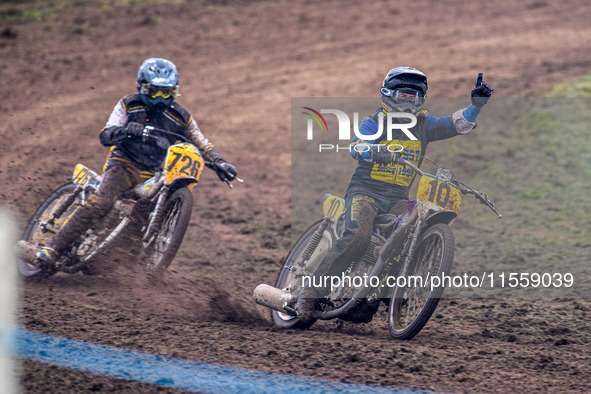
58, 133, 205, 269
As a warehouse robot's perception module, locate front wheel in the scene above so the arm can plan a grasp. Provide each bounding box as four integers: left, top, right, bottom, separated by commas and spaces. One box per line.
17, 183, 78, 279
388, 223, 454, 340
141, 187, 193, 273
271, 220, 337, 330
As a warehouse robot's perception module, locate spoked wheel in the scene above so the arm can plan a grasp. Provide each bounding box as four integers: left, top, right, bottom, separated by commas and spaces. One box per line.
17, 183, 78, 279
141, 187, 193, 274
271, 220, 337, 329
388, 223, 454, 340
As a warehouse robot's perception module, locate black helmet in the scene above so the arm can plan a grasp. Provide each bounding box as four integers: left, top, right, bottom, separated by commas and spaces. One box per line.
137, 58, 179, 113
380, 66, 428, 114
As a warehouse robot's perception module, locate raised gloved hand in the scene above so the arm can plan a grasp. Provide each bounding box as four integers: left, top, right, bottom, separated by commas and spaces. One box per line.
369, 145, 392, 165
471, 73, 494, 109
124, 122, 144, 138
216, 161, 237, 181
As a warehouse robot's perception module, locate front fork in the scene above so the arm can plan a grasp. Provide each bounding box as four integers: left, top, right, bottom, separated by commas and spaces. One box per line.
397, 218, 424, 279
142, 186, 169, 245
371, 217, 424, 300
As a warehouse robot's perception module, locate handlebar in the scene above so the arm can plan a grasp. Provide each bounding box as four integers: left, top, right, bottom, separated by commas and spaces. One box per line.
142, 125, 188, 143
204, 160, 244, 189
394, 155, 502, 219
454, 180, 503, 219
395, 156, 424, 176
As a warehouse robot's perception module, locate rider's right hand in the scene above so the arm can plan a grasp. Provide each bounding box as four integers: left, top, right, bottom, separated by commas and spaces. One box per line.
369, 145, 392, 165
124, 122, 144, 138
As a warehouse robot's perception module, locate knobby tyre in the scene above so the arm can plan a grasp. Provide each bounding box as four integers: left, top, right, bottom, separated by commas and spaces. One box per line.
17, 183, 78, 279
388, 223, 454, 340
271, 220, 336, 329
142, 187, 193, 274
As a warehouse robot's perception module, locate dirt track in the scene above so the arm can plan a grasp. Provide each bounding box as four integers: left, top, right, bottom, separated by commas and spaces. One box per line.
2, 0, 591, 392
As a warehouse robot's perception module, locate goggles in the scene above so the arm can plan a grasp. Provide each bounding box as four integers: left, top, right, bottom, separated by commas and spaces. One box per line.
139, 83, 179, 99
380, 87, 425, 106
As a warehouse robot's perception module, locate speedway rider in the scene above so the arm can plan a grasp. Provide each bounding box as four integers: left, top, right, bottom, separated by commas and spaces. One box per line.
33, 57, 238, 267
295, 67, 493, 321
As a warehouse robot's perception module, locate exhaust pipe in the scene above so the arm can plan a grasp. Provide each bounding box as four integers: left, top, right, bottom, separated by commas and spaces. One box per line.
254, 284, 365, 321
253, 284, 294, 314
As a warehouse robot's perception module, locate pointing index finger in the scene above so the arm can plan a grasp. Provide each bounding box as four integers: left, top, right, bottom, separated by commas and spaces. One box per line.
475, 73, 483, 88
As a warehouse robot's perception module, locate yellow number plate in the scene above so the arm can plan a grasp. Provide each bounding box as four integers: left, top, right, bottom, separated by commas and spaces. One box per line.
323, 195, 345, 219
72, 164, 99, 186
165, 143, 204, 185
417, 175, 462, 213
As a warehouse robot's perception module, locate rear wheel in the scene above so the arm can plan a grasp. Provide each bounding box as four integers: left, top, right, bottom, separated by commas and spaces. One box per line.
388, 223, 454, 340
271, 220, 337, 329
17, 183, 78, 279
141, 187, 193, 274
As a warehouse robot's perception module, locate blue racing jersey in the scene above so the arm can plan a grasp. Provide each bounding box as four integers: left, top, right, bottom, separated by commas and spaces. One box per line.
347, 105, 481, 200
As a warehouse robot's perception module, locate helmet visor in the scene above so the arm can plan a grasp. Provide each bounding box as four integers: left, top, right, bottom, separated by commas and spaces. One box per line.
140, 83, 178, 99
381, 87, 425, 106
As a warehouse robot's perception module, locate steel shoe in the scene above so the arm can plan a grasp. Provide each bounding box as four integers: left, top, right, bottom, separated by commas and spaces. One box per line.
35, 246, 58, 268
294, 297, 316, 322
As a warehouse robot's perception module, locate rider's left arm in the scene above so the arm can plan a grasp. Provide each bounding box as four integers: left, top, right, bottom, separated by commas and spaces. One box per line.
425, 103, 482, 141
184, 117, 225, 162
184, 117, 237, 180
428, 74, 493, 140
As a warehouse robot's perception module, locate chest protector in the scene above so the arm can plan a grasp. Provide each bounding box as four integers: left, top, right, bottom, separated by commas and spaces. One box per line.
349, 110, 430, 199
113, 94, 191, 171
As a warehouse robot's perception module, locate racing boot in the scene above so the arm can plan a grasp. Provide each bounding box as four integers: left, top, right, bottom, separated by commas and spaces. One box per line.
294, 286, 317, 322
35, 246, 58, 269
294, 297, 316, 322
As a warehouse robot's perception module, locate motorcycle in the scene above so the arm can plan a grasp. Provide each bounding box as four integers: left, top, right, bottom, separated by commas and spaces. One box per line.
16, 126, 241, 280
254, 153, 501, 340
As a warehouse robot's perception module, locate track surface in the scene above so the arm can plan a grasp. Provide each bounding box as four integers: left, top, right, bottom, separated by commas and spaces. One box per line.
2, 0, 591, 392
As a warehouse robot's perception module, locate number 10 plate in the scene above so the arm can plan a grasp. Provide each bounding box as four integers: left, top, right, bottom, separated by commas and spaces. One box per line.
417, 175, 462, 214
